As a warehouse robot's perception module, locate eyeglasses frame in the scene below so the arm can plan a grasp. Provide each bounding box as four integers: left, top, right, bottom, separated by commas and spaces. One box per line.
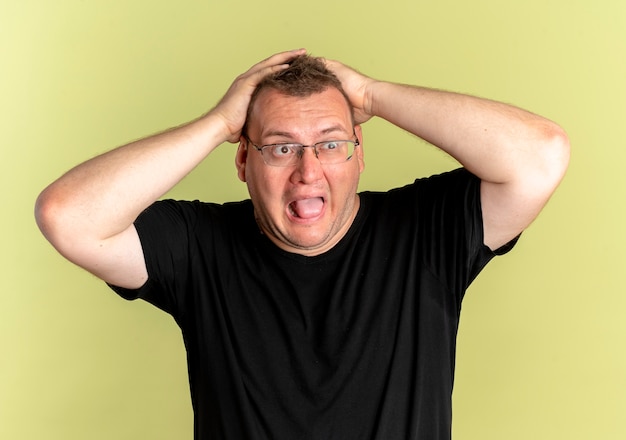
243, 133, 360, 167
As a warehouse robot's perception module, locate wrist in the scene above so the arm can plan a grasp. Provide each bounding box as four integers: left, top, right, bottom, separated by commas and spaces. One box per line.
197, 111, 239, 146
364, 80, 385, 118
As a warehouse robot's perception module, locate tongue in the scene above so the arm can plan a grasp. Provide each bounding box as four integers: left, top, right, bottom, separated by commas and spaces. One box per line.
290, 197, 324, 219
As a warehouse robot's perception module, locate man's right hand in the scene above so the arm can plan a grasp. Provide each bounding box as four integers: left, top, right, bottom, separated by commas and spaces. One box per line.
211, 49, 307, 143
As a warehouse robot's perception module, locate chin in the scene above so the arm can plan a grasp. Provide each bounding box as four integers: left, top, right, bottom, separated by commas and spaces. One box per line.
284, 229, 336, 254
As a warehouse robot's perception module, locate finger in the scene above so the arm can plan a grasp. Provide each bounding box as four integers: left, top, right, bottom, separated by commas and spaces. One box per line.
261, 48, 307, 66
245, 48, 307, 76
322, 58, 342, 71
233, 49, 307, 94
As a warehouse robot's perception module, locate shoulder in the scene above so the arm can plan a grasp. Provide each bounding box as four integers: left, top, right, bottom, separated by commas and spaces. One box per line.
359, 168, 479, 208
137, 198, 253, 228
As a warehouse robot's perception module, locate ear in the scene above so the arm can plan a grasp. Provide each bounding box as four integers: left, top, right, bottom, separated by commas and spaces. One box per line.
235, 137, 248, 182
354, 124, 365, 173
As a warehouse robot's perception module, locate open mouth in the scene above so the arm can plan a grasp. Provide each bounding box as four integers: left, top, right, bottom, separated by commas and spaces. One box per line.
288, 197, 325, 219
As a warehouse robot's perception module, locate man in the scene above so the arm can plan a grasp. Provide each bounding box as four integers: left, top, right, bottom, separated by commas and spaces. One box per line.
35, 49, 570, 439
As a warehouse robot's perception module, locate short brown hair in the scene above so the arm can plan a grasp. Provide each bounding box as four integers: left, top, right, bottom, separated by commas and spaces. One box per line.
243, 54, 353, 136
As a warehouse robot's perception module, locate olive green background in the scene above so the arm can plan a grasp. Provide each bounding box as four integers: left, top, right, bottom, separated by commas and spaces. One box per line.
2, 1, 624, 438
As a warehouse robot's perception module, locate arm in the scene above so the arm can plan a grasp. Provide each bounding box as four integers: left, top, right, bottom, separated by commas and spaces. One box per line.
35, 49, 306, 289
326, 60, 570, 250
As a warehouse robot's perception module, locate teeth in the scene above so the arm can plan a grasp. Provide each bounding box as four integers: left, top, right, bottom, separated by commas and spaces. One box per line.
288, 203, 299, 218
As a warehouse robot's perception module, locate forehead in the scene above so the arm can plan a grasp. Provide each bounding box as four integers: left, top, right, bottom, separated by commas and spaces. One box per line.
248, 87, 353, 140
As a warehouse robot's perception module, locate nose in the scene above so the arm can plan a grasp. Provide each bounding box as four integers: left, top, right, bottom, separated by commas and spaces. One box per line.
292, 147, 323, 183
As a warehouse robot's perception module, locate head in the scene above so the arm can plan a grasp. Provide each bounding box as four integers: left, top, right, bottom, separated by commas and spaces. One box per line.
242, 55, 355, 136
236, 54, 365, 256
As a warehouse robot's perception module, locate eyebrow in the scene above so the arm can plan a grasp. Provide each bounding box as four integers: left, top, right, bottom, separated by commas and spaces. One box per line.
262, 125, 349, 142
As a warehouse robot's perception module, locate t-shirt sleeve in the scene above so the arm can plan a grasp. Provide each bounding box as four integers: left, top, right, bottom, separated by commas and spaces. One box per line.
108, 200, 200, 317
406, 168, 518, 298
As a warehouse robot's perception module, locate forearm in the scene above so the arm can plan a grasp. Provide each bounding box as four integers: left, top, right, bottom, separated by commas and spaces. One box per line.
368, 81, 568, 185
36, 112, 227, 245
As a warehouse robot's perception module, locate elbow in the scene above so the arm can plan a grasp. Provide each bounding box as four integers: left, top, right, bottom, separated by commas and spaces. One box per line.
34, 186, 62, 244
524, 119, 570, 194
510, 121, 571, 202
34, 185, 76, 252
541, 122, 571, 187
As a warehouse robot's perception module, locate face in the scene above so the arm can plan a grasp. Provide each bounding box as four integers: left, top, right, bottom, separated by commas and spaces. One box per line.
236, 87, 365, 256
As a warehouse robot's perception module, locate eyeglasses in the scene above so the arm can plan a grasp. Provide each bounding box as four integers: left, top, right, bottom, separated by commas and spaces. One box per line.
245, 135, 360, 167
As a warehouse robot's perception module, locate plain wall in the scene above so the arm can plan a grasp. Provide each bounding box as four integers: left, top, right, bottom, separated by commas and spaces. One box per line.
2, 1, 625, 438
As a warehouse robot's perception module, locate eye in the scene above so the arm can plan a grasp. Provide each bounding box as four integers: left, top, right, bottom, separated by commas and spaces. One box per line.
318, 141, 347, 155
321, 141, 340, 151
270, 144, 298, 157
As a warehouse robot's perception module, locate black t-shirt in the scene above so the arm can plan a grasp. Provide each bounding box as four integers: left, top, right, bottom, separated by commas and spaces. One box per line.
112, 168, 514, 439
